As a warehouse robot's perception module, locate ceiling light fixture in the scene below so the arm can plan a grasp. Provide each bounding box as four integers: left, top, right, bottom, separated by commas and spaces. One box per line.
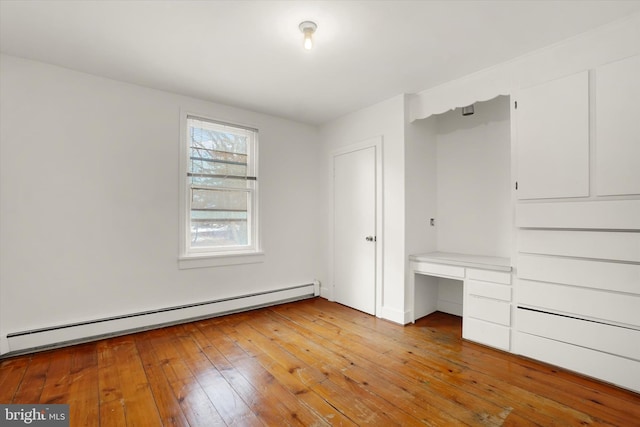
299, 21, 317, 50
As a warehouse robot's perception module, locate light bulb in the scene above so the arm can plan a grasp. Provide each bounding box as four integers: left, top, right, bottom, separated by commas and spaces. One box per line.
299, 21, 317, 51
304, 33, 313, 50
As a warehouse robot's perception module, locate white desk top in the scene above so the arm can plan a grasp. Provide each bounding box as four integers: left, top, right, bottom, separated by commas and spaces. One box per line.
409, 251, 511, 272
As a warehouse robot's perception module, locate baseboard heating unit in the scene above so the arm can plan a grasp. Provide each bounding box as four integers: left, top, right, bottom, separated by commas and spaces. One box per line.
4, 282, 319, 357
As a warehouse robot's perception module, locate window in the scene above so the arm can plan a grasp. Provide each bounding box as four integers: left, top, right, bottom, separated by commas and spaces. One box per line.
180, 115, 260, 264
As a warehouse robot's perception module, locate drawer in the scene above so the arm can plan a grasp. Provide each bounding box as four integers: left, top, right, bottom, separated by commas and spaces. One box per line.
412, 262, 465, 279
467, 268, 511, 285
518, 229, 640, 263
518, 279, 640, 327
463, 317, 510, 351
517, 308, 640, 361
518, 254, 640, 295
515, 331, 640, 393
465, 280, 511, 301
466, 295, 511, 326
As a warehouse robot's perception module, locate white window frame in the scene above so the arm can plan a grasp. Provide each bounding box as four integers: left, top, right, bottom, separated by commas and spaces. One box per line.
179, 112, 263, 269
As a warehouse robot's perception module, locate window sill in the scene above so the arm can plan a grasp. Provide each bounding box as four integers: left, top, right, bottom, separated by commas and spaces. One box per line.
178, 251, 265, 269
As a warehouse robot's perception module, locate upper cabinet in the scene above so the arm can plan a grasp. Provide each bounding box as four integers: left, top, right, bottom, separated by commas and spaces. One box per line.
595, 55, 640, 197
516, 71, 590, 200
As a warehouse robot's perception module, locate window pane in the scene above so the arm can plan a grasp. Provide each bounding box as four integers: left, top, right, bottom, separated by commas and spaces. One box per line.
190, 124, 248, 155
190, 189, 249, 248
190, 218, 248, 248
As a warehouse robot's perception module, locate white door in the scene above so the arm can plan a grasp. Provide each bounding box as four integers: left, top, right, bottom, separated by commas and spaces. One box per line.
333, 146, 376, 315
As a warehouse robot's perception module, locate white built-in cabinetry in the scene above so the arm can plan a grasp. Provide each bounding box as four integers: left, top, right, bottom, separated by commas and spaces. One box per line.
516, 55, 639, 201
463, 268, 512, 351
409, 253, 513, 351
409, 55, 639, 392
513, 54, 640, 392
595, 55, 640, 196
516, 71, 590, 200
515, 227, 640, 392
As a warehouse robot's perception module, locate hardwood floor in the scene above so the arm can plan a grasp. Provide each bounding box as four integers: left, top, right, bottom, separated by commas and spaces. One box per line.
1, 297, 639, 426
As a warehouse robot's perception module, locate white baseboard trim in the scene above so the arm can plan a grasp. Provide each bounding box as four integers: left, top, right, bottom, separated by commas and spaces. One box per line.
320, 284, 333, 300
437, 300, 463, 317
4, 283, 318, 357
380, 305, 408, 325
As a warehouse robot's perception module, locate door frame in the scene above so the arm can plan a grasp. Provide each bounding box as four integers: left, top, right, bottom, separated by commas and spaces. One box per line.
331, 136, 384, 317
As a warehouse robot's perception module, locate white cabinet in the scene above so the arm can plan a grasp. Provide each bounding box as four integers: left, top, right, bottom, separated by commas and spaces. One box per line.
516, 71, 589, 200
514, 228, 640, 392
595, 54, 640, 196
463, 269, 512, 351
409, 253, 512, 353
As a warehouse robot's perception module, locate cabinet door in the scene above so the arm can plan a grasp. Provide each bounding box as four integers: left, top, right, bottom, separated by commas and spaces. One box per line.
596, 55, 640, 196
516, 71, 589, 199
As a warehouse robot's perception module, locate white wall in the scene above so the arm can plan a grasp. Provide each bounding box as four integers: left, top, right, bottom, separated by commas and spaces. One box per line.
404, 111, 438, 321
404, 115, 438, 258
0, 54, 323, 354
319, 95, 406, 322
435, 96, 511, 257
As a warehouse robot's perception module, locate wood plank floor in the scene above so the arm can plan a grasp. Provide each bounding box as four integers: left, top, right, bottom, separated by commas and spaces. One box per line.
1, 297, 639, 426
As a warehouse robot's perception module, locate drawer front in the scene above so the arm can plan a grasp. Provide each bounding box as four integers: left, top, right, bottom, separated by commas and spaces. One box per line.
518, 229, 640, 263
518, 254, 640, 295
518, 279, 640, 328
463, 318, 510, 351
515, 331, 640, 393
412, 262, 465, 279
517, 308, 640, 361
466, 295, 511, 326
466, 280, 511, 301
467, 269, 511, 285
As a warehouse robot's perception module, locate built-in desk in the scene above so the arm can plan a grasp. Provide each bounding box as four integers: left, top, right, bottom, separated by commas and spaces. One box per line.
409, 252, 511, 273
409, 252, 513, 351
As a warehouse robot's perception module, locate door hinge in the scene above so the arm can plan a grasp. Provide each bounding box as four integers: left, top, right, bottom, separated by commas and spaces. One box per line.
515, 181, 518, 190
514, 100, 518, 109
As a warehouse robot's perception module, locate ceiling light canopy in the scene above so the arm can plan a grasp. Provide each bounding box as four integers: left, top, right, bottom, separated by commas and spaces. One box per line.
299, 21, 317, 50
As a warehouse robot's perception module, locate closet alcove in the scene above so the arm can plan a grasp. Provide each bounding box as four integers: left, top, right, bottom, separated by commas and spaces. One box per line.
408, 95, 512, 321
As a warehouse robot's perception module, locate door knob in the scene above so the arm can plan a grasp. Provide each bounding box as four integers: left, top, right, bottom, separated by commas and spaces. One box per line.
365, 236, 376, 242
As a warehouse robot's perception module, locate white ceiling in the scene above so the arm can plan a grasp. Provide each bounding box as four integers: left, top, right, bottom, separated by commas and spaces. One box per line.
2, 1, 639, 125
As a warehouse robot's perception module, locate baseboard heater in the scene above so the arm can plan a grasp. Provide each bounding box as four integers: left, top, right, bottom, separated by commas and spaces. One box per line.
4, 282, 319, 357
